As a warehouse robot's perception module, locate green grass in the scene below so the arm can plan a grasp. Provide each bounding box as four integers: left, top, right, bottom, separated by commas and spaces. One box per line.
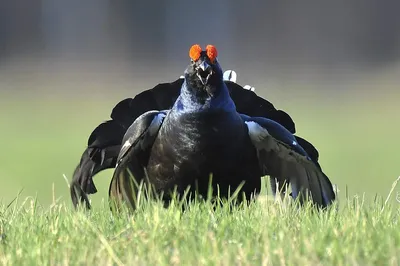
0, 85, 399, 265
0, 190, 399, 265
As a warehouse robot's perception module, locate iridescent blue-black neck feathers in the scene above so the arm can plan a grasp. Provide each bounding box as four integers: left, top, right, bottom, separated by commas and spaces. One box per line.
174, 48, 236, 113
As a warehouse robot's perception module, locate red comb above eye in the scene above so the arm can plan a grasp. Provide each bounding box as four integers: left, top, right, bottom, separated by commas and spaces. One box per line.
206, 45, 218, 63
189, 44, 202, 61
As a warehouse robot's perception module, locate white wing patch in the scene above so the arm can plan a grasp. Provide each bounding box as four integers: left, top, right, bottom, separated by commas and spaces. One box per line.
245, 121, 269, 142
116, 139, 132, 167
292, 140, 297, 146
122, 139, 132, 150
117, 112, 166, 167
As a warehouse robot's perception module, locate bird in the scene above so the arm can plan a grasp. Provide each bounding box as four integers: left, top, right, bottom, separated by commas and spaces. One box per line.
70, 54, 324, 210
106, 44, 336, 212
69, 70, 322, 210
71, 71, 304, 207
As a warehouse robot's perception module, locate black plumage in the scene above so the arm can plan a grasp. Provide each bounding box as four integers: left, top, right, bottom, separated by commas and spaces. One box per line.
106, 44, 336, 211
71, 76, 311, 208
70, 51, 324, 209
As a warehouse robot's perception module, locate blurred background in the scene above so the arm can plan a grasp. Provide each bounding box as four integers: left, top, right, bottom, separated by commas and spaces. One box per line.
0, 0, 399, 208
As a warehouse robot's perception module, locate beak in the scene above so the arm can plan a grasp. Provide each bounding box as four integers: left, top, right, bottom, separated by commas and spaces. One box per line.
196, 61, 212, 85
199, 61, 211, 72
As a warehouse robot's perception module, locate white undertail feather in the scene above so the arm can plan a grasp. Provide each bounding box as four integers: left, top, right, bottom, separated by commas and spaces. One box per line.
243, 85, 256, 92
223, 70, 237, 83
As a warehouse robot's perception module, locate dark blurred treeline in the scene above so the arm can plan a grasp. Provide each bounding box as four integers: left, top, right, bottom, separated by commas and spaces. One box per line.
0, 0, 399, 82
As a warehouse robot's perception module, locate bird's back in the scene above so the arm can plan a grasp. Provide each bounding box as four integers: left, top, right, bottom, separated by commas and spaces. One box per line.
146, 109, 262, 200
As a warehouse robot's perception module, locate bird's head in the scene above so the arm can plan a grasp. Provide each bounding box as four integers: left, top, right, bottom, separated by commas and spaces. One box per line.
184, 44, 223, 97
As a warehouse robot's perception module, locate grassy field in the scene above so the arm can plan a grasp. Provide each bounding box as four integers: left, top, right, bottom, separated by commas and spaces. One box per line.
0, 81, 399, 265
0, 192, 399, 265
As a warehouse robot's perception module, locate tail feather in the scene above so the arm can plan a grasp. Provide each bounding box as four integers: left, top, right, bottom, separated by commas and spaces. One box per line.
70, 145, 120, 208
110, 78, 183, 127
227, 81, 296, 133
70, 120, 126, 208
111, 92, 160, 128
88, 120, 126, 148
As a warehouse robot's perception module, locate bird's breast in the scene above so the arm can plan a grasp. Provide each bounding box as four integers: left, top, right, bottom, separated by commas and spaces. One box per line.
163, 111, 245, 157
145, 110, 255, 190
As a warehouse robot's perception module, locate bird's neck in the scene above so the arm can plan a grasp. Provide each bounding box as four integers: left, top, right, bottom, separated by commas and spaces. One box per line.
175, 80, 236, 113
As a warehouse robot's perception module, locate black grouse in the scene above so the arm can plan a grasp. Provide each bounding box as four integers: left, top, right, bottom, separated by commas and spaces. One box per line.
70, 71, 322, 209
70, 49, 324, 209
105, 44, 335, 211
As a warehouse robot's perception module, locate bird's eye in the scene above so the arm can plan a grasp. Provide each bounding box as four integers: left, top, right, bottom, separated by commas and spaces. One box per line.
189, 44, 202, 62
206, 45, 218, 63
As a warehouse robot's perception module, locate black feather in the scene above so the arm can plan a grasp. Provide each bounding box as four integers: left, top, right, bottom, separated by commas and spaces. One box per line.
107, 51, 336, 211
241, 116, 336, 207
71, 75, 324, 209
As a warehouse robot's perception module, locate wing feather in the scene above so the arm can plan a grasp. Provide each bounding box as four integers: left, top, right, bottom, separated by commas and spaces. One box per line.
108, 110, 166, 211
244, 118, 335, 208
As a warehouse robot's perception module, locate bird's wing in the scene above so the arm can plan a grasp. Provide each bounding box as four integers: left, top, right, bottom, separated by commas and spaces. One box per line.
294, 135, 320, 168
116, 110, 167, 164
108, 110, 167, 211
267, 134, 323, 195
241, 115, 335, 208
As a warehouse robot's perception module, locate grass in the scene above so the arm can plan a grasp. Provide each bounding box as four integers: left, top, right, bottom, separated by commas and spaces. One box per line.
0, 186, 399, 265
0, 82, 399, 265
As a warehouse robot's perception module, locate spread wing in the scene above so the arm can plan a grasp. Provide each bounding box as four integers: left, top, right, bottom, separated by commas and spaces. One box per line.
242, 115, 336, 208
108, 110, 167, 211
